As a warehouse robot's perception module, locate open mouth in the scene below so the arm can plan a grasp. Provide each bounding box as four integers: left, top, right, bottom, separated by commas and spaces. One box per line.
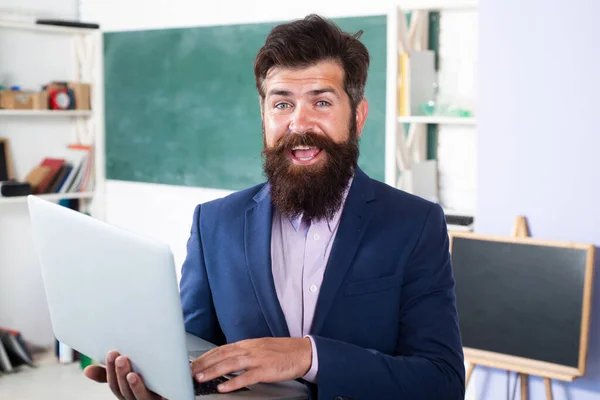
289, 146, 323, 165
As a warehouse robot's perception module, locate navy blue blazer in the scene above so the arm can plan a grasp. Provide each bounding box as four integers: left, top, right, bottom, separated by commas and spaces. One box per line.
180, 168, 465, 399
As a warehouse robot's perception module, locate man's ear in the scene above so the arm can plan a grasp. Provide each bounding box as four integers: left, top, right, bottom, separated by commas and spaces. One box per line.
355, 98, 369, 138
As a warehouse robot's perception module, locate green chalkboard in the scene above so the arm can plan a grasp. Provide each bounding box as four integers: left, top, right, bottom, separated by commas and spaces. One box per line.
104, 16, 386, 190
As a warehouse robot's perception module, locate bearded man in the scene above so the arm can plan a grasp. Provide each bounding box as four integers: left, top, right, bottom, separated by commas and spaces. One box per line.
85, 14, 465, 400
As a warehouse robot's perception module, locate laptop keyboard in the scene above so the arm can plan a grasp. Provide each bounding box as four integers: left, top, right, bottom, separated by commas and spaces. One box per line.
193, 376, 249, 396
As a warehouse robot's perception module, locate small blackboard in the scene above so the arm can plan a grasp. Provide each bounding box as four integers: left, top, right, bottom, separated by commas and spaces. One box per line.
450, 232, 595, 381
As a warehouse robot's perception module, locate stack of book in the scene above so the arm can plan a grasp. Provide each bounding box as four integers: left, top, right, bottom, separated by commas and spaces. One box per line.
0, 328, 34, 373
25, 144, 94, 195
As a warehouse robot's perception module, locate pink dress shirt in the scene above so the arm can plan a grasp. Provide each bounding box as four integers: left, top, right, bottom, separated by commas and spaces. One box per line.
270, 181, 351, 384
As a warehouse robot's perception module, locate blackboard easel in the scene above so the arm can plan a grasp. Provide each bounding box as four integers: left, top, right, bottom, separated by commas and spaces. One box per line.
464, 216, 554, 400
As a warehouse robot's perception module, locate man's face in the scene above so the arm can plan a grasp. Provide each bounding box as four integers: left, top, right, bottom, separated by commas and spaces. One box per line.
261, 60, 365, 159
260, 60, 368, 221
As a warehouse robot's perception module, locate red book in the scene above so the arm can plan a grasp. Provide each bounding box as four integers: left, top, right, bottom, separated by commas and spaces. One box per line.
36, 158, 64, 194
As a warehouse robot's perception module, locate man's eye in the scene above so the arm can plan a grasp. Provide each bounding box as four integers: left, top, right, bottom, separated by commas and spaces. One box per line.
275, 103, 291, 109
316, 101, 331, 107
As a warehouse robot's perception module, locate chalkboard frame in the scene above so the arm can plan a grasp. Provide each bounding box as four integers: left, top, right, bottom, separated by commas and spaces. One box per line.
449, 231, 595, 382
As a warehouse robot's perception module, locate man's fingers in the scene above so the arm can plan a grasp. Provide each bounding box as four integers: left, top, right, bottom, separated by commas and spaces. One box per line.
191, 339, 258, 374
115, 356, 136, 400
218, 370, 260, 393
106, 351, 125, 400
97, 351, 163, 400
191, 346, 248, 375
195, 356, 252, 383
191, 344, 234, 370
127, 373, 163, 400
84, 365, 107, 383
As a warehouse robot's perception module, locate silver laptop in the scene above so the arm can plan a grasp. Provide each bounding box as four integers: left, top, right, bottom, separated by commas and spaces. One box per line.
27, 195, 307, 400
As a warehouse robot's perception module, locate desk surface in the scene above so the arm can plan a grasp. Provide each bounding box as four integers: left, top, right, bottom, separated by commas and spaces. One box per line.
0, 351, 114, 400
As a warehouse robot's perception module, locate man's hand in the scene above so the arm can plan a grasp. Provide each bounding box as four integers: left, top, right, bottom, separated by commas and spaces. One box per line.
191, 337, 312, 393
83, 351, 165, 400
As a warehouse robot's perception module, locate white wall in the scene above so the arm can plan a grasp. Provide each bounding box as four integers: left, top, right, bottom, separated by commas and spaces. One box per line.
104, 180, 233, 282
0, 0, 78, 20
81, 0, 389, 31
0, 1, 80, 347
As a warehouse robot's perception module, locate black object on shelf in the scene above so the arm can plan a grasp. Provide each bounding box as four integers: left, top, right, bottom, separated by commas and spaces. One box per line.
36, 19, 100, 29
445, 213, 474, 227
0, 181, 31, 197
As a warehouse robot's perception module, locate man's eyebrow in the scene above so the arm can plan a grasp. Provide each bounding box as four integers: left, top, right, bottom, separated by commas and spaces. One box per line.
267, 89, 293, 97
308, 88, 340, 99
266, 88, 341, 98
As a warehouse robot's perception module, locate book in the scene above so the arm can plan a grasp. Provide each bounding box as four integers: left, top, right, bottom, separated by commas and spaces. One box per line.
36, 158, 64, 194
59, 147, 88, 193
398, 52, 411, 116
0, 329, 33, 365
25, 165, 52, 193
0, 330, 33, 368
67, 144, 93, 192
58, 341, 74, 364
48, 164, 72, 193
0, 339, 13, 373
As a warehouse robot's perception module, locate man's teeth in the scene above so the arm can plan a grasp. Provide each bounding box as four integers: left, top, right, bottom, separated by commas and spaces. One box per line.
291, 146, 320, 161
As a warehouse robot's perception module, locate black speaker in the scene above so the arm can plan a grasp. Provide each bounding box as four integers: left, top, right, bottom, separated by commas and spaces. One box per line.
0, 181, 31, 197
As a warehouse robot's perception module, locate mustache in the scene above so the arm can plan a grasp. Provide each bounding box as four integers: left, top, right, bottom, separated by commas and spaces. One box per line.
269, 131, 339, 153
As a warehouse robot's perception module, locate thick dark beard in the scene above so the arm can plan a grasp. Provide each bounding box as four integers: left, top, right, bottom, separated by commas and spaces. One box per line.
262, 120, 359, 222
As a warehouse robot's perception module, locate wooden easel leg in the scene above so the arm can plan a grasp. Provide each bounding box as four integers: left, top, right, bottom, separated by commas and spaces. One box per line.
520, 373, 529, 400
545, 378, 553, 400
466, 363, 476, 387
513, 216, 530, 238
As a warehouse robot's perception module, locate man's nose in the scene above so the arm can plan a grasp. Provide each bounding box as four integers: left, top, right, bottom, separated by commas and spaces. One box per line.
288, 104, 316, 134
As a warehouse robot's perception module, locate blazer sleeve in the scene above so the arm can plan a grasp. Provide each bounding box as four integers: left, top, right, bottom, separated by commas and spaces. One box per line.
311, 203, 465, 400
179, 204, 226, 346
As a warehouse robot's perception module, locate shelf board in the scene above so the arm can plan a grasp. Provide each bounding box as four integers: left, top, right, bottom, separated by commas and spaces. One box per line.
0, 20, 97, 35
398, 116, 477, 125
0, 192, 94, 205
0, 110, 92, 117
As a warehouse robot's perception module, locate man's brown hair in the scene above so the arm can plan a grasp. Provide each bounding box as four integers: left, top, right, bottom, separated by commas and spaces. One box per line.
254, 14, 370, 109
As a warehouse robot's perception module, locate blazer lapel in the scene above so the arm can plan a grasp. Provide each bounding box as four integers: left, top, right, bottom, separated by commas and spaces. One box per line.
310, 168, 377, 335
244, 185, 290, 338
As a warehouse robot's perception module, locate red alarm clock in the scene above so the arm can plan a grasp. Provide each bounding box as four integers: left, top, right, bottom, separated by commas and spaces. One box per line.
48, 86, 72, 110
